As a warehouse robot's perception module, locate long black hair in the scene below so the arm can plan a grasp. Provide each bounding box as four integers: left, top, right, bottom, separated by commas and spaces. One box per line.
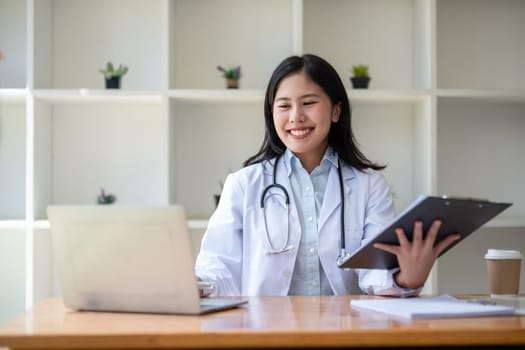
243, 54, 384, 171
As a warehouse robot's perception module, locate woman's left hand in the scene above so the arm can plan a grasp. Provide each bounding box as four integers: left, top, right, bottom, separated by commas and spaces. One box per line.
373, 220, 461, 289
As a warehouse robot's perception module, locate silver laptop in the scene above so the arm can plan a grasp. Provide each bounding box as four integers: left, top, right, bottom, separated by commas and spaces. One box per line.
47, 205, 247, 315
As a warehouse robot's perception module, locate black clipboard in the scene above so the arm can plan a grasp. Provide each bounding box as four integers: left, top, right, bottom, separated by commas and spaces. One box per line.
337, 195, 512, 269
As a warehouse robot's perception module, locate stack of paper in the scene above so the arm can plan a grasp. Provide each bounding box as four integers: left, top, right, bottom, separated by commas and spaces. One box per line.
491, 296, 525, 315
350, 294, 516, 319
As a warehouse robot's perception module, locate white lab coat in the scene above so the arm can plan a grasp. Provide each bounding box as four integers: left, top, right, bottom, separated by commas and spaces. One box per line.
195, 158, 418, 296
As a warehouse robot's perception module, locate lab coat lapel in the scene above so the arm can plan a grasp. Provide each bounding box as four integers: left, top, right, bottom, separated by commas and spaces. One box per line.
318, 164, 353, 233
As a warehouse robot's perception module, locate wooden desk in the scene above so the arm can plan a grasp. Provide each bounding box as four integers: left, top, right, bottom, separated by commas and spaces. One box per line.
0, 296, 524, 349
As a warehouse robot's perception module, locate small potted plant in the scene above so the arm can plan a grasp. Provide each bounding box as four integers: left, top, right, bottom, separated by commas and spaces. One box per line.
217, 65, 241, 89
99, 61, 129, 89
349, 64, 371, 89
214, 180, 224, 207
97, 188, 117, 205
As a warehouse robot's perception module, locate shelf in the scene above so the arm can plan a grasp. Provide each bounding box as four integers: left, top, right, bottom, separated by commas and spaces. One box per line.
168, 89, 264, 103
486, 216, 525, 228
31, 219, 208, 231
33, 220, 50, 230
187, 220, 208, 230
0, 89, 28, 102
168, 89, 430, 104
33, 89, 163, 103
436, 89, 525, 103
29, 216, 525, 232
4, 88, 437, 104
348, 89, 430, 103
0, 220, 27, 229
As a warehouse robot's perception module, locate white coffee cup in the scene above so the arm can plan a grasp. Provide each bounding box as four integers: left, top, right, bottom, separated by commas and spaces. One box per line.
484, 249, 522, 297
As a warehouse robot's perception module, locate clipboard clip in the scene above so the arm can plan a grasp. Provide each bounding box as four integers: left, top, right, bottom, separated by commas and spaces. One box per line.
441, 195, 490, 202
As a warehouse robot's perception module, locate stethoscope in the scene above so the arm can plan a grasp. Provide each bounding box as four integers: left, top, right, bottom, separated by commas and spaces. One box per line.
260, 155, 351, 265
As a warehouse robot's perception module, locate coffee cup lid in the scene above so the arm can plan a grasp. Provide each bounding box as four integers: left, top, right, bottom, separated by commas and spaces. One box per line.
484, 249, 522, 260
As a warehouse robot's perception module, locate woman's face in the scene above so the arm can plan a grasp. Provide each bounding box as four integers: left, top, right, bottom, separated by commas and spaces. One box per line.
272, 71, 341, 171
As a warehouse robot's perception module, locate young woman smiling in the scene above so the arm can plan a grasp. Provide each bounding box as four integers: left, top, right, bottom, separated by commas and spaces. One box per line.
195, 54, 459, 296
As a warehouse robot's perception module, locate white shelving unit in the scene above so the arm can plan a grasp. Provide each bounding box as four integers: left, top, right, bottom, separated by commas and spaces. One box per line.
1, 0, 524, 323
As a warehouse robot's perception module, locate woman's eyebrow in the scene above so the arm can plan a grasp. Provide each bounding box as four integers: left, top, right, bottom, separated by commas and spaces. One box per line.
275, 93, 320, 102
301, 93, 320, 99
275, 96, 291, 102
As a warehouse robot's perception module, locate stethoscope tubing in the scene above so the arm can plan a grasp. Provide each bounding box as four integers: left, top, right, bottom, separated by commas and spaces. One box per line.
260, 155, 347, 258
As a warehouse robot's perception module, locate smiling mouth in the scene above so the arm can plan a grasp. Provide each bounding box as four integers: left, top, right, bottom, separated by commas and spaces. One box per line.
289, 128, 313, 137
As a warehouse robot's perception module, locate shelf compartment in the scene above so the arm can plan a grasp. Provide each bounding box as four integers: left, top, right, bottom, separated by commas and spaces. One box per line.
169, 0, 294, 89
0, 100, 26, 219
0, 0, 27, 89
303, 0, 432, 90
351, 98, 433, 213
0, 228, 25, 324
437, 0, 525, 89
437, 97, 525, 225
33, 98, 166, 220
33, 0, 163, 90
168, 98, 265, 218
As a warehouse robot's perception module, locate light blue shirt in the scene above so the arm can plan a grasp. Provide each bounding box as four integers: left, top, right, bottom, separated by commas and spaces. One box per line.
285, 147, 337, 295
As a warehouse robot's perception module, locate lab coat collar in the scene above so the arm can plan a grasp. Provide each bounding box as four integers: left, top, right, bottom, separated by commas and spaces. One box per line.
318, 159, 356, 235
283, 148, 296, 177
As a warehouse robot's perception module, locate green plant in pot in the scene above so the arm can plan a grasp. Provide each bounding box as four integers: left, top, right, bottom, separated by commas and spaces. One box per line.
217, 65, 241, 89
97, 188, 116, 205
350, 64, 370, 89
99, 62, 129, 89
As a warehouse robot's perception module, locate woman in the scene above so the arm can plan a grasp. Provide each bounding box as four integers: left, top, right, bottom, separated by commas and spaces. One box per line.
195, 54, 459, 296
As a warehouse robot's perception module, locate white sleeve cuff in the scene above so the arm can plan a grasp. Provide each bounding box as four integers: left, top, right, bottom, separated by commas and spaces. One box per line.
359, 268, 423, 297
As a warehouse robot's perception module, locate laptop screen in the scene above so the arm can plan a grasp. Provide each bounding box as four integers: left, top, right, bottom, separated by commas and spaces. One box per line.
48, 205, 203, 314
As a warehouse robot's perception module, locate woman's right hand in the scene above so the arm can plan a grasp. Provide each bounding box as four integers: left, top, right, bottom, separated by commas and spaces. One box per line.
373, 219, 461, 289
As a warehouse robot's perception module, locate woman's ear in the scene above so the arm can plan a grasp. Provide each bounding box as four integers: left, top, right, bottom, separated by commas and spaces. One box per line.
331, 102, 342, 123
